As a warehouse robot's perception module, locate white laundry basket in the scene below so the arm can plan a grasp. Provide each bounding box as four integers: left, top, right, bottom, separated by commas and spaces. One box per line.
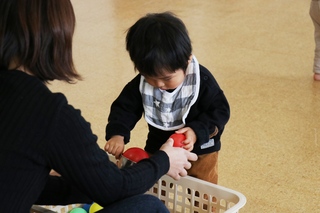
31, 156, 246, 213
147, 174, 246, 213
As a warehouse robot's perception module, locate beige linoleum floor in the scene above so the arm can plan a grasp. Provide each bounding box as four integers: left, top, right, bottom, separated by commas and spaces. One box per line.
48, 0, 320, 212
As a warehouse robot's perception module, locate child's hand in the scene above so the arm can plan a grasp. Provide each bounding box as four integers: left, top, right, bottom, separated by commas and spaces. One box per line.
105, 135, 125, 159
175, 127, 196, 151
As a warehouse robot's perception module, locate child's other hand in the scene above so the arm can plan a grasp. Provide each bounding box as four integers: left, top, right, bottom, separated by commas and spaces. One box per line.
105, 135, 125, 159
175, 127, 196, 151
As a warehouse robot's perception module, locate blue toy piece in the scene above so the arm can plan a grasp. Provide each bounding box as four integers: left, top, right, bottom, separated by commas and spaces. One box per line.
82, 203, 92, 212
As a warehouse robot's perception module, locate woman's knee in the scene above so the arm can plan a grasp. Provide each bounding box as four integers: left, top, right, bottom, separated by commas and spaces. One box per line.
98, 194, 169, 213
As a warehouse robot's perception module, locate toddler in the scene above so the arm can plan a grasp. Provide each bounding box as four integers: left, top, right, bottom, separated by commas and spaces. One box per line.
105, 12, 230, 184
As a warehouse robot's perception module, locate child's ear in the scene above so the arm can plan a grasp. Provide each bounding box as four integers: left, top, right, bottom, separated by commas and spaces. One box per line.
188, 54, 193, 64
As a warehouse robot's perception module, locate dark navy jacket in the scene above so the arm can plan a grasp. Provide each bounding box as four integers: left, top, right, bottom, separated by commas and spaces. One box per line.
106, 64, 230, 155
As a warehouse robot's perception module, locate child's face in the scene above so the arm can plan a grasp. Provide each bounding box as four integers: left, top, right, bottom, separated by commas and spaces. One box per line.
143, 68, 185, 90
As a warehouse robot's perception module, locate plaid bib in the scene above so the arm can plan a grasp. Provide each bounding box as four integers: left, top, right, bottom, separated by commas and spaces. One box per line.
139, 55, 200, 130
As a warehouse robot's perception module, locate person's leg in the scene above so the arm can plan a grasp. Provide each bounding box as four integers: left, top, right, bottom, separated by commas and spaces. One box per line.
187, 152, 218, 212
310, 0, 320, 80
97, 194, 169, 213
187, 152, 218, 184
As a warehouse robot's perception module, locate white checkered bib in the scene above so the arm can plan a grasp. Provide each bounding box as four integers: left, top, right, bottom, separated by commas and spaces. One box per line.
139, 55, 200, 130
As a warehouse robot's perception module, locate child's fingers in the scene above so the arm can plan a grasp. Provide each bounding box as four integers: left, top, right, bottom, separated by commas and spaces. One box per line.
175, 127, 188, 134
115, 151, 122, 159
183, 143, 194, 152
104, 143, 109, 152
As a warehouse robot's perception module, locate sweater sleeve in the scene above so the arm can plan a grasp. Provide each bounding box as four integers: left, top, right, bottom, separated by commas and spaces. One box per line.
105, 74, 143, 143
185, 66, 230, 147
42, 101, 169, 207
187, 89, 230, 144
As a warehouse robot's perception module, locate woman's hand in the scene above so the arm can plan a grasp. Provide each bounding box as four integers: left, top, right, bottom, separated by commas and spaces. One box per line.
160, 138, 198, 180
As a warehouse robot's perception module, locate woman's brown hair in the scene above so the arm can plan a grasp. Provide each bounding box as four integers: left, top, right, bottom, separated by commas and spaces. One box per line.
0, 0, 81, 83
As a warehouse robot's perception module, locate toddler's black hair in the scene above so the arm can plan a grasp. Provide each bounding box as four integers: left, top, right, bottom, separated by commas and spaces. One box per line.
126, 12, 192, 77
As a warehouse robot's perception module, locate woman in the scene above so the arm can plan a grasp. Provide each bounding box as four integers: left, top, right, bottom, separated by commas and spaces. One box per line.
0, 0, 197, 212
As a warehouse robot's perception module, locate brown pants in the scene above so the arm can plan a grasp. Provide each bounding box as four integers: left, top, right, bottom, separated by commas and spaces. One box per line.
187, 152, 219, 184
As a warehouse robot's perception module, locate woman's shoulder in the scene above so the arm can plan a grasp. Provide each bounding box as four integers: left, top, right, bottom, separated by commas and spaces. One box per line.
1, 70, 68, 109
